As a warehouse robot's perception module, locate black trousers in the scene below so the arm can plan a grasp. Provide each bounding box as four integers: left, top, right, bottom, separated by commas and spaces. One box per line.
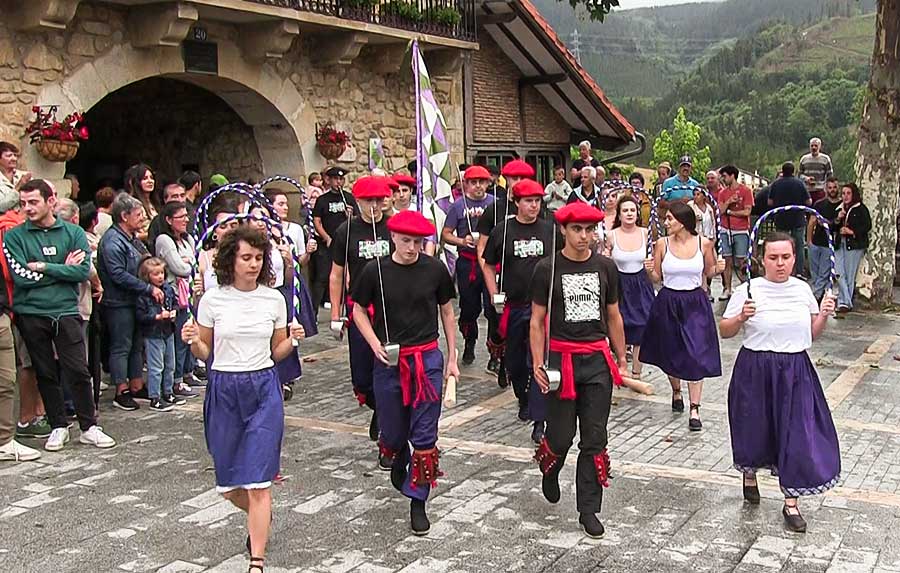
546, 380, 612, 513
310, 247, 332, 309
17, 315, 97, 431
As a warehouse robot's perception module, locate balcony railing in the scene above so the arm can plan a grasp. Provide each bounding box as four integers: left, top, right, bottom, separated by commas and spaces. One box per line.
248, 0, 477, 42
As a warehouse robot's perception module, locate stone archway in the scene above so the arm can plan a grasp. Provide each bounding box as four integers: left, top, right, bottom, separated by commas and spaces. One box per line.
27, 40, 318, 188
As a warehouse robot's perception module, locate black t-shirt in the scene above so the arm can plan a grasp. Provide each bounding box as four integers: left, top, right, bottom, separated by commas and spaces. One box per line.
812, 198, 841, 247
332, 216, 393, 296
352, 255, 456, 346
532, 252, 619, 384
476, 199, 517, 238
566, 189, 602, 209
312, 188, 358, 239
768, 177, 810, 229
571, 158, 600, 185
488, 184, 507, 202
484, 218, 553, 304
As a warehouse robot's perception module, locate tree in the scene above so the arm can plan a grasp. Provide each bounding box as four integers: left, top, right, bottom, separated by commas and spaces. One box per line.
854, 0, 900, 307
652, 107, 712, 181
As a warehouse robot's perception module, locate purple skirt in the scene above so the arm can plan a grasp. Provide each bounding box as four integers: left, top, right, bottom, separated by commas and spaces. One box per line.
204, 367, 283, 490
640, 287, 722, 380
618, 270, 655, 346
276, 284, 303, 382
728, 348, 841, 497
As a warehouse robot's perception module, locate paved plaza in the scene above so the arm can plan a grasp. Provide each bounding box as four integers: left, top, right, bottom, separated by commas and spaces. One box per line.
2, 304, 900, 573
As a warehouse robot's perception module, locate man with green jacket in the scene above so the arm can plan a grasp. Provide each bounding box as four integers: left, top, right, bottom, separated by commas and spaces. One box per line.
3, 179, 115, 452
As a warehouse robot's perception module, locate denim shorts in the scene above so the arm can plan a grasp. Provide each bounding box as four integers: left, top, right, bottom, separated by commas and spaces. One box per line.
720, 230, 749, 258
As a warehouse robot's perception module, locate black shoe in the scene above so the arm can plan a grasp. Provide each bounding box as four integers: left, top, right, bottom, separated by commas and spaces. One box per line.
689, 403, 702, 431
671, 391, 684, 413
369, 411, 379, 442
743, 476, 760, 505
578, 512, 605, 538
113, 391, 140, 411
497, 364, 508, 388
193, 365, 208, 380
391, 462, 407, 492
282, 384, 293, 401
378, 450, 393, 472
410, 499, 430, 535
162, 393, 186, 406
149, 398, 174, 412
782, 504, 807, 533
462, 339, 475, 365
531, 421, 544, 445
542, 464, 562, 504
132, 387, 150, 401
517, 403, 530, 422
486, 356, 499, 375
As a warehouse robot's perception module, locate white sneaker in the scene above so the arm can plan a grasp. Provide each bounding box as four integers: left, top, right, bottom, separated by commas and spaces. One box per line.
98, 380, 109, 391
0, 438, 42, 461
45, 428, 70, 452
79, 426, 116, 449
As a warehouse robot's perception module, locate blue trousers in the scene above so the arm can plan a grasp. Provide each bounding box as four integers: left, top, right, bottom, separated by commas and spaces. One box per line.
145, 335, 175, 399
504, 305, 545, 422
455, 255, 489, 341
102, 305, 143, 385
835, 243, 865, 309
808, 244, 832, 300
174, 308, 195, 380
347, 320, 375, 408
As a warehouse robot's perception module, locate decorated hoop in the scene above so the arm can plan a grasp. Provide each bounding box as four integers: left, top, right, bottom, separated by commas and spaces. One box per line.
193, 183, 275, 239
746, 205, 836, 299
189, 212, 304, 346
257, 175, 316, 238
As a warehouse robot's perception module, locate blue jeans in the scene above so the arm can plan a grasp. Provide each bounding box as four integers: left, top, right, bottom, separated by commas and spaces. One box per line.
835, 243, 866, 309
144, 335, 175, 399
788, 226, 807, 277
808, 244, 832, 299
174, 308, 195, 380
102, 305, 144, 386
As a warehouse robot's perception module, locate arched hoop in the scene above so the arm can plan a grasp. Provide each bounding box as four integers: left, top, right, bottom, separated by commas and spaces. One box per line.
257, 175, 316, 238
193, 183, 276, 239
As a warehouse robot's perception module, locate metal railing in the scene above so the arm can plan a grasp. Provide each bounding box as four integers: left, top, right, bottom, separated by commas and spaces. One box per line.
247, 0, 476, 42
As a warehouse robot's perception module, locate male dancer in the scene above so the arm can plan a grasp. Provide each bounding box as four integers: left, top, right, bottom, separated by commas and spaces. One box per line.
476, 159, 535, 384
441, 166, 494, 365
483, 180, 552, 443
313, 166, 356, 308
330, 176, 393, 456
352, 209, 459, 535
530, 202, 628, 538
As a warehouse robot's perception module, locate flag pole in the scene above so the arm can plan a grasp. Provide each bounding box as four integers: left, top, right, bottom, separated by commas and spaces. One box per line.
413, 40, 425, 214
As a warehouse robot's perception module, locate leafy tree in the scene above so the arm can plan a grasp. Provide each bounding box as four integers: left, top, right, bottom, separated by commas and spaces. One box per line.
652, 107, 711, 181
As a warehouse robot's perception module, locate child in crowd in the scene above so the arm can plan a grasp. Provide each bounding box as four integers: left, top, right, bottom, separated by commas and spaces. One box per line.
543, 166, 573, 212
136, 257, 184, 412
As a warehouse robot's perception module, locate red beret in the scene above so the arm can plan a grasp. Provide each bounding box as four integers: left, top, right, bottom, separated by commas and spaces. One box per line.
554, 202, 605, 225
463, 165, 491, 181
386, 209, 435, 237
393, 173, 417, 187
512, 179, 545, 199
352, 176, 392, 199
501, 159, 535, 178
384, 176, 400, 191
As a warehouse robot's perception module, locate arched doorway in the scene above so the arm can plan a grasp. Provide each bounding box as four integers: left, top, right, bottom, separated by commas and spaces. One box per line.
67, 76, 265, 196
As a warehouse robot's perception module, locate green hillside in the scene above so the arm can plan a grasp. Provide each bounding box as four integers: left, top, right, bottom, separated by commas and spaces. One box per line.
758, 13, 876, 71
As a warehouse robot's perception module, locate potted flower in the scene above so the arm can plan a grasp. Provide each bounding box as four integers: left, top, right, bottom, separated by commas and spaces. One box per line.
316, 123, 350, 160
25, 106, 89, 163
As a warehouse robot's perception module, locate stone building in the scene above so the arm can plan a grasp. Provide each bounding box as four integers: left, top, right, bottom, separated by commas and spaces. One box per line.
1, 0, 635, 197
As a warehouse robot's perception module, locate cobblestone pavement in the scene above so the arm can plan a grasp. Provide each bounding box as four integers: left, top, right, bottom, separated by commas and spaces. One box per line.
3, 302, 900, 573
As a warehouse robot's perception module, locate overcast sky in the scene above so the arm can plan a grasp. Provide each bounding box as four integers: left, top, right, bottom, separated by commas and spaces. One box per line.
615, 0, 723, 9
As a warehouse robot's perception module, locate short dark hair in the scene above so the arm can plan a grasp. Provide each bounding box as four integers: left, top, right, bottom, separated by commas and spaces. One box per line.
553, 165, 565, 173
668, 202, 698, 235
213, 226, 273, 287
825, 176, 839, 185
263, 189, 287, 205
160, 201, 189, 240
178, 170, 201, 190
79, 203, 98, 232
608, 166, 622, 176
19, 179, 54, 200
95, 187, 116, 209
781, 162, 795, 177
163, 183, 185, 202
0, 142, 19, 155
629, 172, 645, 185
762, 231, 796, 256
842, 182, 862, 204
719, 164, 739, 178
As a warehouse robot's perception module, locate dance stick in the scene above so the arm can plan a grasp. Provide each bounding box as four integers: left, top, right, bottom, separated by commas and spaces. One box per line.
330, 210, 354, 340
541, 223, 561, 391
367, 206, 399, 364
647, 196, 662, 257
443, 348, 459, 409
493, 196, 511, 312
746, 205, 837, 300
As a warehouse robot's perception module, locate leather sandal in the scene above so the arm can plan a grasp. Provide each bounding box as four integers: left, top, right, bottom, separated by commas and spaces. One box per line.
742, 474, 760, 504
248, 556, 264, 573
688, 403, 702, 431
782, 502, 807, 533
671, 390, 684, 413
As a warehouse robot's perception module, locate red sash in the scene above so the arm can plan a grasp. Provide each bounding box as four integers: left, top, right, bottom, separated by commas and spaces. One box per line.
346, 296, 375, 322
398, 340, 441, 408
498, 301, 528, 339
458, 250, 478, 282
548, 338, 623, 400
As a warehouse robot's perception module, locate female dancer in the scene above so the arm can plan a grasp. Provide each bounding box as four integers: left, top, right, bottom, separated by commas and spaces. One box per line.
195, 204, 240, 295
182, 226, 305, 573
604, 196, 654, 389
720, 233, 839, 532
641, 203, 724, 430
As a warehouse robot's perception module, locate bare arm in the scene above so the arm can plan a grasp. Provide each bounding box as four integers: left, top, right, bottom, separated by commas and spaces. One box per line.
187, 325, 213, 361
441, 227, 468, 249
806, 213, 818, 245
425, 241, 436, 256
702, 238, 719, 278
606, 302, 628, 369
530, 302, 549, 392
352, 301, 389, 365
271, 321, 305, 362
476, 234, 490, 274
483, 263, 499, 298
329, 262, 345, 321
812, 295, 835, 340
314, 217, 330, 246
644, 238, 664, 283
439, 301, 460, 380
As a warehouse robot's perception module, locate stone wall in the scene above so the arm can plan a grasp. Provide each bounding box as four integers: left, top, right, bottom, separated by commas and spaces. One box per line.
0, 1, 465, 194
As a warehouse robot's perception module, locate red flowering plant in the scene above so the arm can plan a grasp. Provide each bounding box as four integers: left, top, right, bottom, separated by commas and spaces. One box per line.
25, 105, 90, 144
316, 123, 350, 146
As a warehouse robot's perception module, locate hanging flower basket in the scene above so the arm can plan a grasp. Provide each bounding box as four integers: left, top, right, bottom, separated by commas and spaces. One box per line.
35, 139, 80, 163
317, 141, 347, 160
316, 123, 350, 160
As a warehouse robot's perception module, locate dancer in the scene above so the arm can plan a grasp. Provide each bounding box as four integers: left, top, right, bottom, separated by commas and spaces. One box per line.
181, 226, 305, 573
641, 203, 724, 431
483, 179, 553, 443
390, 173, 436, 256
531, 201, 627, 539
720, 232, 840, 533
330, 176, 393, 451
351, 209, 458, 535
441, 166, 494, 365
604, 196, 654, 387
476, 159, 535, 384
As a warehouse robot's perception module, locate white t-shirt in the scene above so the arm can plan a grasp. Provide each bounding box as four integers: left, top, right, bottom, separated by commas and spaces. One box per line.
197, 285, 287, 372
283, 222, 306, 256
723, 277, 819, 353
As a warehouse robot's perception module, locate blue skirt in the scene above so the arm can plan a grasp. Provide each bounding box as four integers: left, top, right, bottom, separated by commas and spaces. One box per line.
618, 270, 655, 346
640, 287, 722, 380
728, 348, 841, 497
204, 367, 283, 491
